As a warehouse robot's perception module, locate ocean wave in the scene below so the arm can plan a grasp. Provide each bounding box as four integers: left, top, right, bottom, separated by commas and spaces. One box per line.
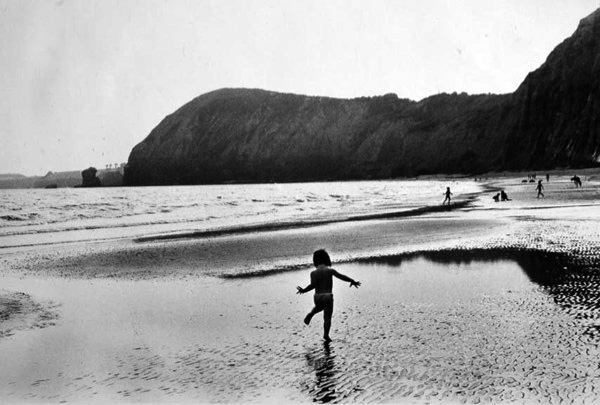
0, 213, 40, 222
0, 216, 216, 238
1, 214, 29, 221
0, 180, 483, 247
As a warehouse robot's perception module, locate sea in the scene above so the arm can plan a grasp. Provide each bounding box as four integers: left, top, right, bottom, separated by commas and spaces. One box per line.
0, 180, 480, 249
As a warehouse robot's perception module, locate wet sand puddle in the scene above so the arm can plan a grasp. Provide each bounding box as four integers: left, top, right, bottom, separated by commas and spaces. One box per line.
2, 250, 600, 403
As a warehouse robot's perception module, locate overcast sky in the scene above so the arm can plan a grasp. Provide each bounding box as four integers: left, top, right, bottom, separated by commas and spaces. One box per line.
1, 0, 599, 175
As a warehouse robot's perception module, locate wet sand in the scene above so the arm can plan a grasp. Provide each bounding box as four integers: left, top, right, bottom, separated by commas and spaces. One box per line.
1, 174, 600, 403
0, 290, 58, 340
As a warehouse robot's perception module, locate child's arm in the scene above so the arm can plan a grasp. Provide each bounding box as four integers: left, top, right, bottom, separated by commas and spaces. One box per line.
296, 283, 314, 294
332, 270, 361, 288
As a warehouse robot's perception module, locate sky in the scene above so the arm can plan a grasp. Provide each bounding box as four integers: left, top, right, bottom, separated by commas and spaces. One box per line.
1, 0, 599, 176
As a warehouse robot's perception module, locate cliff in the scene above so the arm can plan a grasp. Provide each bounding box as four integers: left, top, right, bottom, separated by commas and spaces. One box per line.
0, 174, 26, 181
125, 9, 600, 185
98, 170, 124, 187
501, 8, 600, 169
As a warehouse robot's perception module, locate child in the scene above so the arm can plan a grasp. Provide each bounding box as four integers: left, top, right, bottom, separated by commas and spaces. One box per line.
536, 180, 544, 198
443, 187, 453, 205
297, 249, 361, 342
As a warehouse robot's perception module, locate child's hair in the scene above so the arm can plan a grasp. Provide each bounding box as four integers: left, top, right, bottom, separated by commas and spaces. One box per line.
313, 249, 332, 267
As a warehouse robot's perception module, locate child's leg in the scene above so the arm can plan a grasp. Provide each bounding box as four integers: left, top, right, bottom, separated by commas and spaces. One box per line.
304, 305, 323, 325
323, 304, 333, 342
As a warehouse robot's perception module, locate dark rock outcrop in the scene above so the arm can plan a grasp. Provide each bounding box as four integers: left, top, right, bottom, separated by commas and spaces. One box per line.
81, 167, 102, 187
125, 9, 600, 185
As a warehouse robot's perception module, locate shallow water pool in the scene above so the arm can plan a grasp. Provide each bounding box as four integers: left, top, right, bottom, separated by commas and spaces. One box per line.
1, 250, 600, 403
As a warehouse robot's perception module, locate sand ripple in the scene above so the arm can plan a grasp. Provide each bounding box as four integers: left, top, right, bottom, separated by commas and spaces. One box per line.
9, 251, 600, 403
3, 181, 600, 403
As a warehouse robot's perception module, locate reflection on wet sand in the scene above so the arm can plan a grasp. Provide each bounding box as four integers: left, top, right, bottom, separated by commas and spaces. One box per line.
357, 248, 600, 340
305, 342, 338, 403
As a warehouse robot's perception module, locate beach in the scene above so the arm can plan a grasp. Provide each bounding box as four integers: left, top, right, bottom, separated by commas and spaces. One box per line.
1, 173, 600, 403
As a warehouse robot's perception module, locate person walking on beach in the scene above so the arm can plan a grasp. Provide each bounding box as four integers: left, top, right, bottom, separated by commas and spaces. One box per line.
536, 180, 544, 198
442, 187, 453, 205
297, 249, 361, 342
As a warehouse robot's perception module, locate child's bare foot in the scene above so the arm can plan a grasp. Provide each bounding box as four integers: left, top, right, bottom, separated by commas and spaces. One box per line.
304, 314, 311, 325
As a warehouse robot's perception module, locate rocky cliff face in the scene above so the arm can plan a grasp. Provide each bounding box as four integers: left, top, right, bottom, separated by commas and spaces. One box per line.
502, 8, 600, 169
125, 9, 600, 185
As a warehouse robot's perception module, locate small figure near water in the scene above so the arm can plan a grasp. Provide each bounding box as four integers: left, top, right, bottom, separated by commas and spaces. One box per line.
442, 187, 453, 205
536, 180, 544, 198
493, 190, 511, 202
297, 250, 361, 342
571, 175, 582, 188
546, 173, 550, 182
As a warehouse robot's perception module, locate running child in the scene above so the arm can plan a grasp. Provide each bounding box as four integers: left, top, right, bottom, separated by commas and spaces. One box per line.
297, 249, 361, 342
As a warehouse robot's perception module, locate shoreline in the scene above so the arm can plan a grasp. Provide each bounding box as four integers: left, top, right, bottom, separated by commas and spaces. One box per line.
4, 173, 599, 280
2, 171, 597, 252
0, 179, 480, 250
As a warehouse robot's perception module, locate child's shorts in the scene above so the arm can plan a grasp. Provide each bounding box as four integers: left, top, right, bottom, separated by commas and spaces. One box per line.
314, 293, 334, 311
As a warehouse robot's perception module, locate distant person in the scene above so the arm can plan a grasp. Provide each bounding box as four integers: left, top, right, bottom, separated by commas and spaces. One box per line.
571, 175, 582, 188
500, 190, 511, 201
492, 193, 500, 202
536, 180, 544, 198
442, 187, 453, 205
546, 173, 550, 182
297, 250, 361, 342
